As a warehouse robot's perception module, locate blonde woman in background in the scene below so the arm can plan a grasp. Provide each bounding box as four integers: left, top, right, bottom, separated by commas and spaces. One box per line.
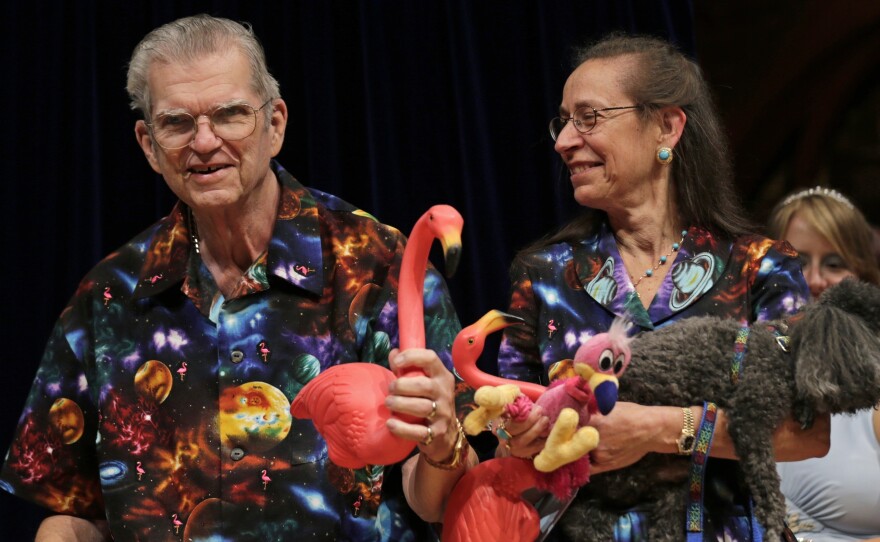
770, 186, 880, 542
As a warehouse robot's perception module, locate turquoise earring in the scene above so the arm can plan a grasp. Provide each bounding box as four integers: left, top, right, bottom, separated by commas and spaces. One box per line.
656, 147, 673, 165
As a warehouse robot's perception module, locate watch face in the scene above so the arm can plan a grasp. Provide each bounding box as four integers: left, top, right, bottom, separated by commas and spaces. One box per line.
680, 435, 696, 453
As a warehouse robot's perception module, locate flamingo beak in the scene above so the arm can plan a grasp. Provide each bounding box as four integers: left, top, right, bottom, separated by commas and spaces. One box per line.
439, 231, 463, 278
474, 310, 525, 334
590, 374, 620, 415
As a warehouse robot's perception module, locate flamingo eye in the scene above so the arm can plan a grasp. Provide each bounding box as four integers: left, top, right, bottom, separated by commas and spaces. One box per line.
614, 353, 627, 375
468, 338, 475, 345
599, 349, 614, 371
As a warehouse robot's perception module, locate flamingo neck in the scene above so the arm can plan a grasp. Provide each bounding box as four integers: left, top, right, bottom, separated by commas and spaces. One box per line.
398, 217, 431, 350
452, 343, 546, 402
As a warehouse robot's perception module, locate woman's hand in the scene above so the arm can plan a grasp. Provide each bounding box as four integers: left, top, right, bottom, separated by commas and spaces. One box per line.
770, 412, 830, 461
493, 404, 551, 459
384, 348, 458, 463
588, 401, 673, 474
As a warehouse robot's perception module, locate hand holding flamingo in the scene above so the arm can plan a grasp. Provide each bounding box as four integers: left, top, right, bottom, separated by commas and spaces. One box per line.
441, 313, 632, 542
290, 205, 464, 469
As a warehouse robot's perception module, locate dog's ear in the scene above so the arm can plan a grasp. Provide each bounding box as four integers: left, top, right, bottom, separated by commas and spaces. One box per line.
817, 278, 880, 334
791, 303, 880, 419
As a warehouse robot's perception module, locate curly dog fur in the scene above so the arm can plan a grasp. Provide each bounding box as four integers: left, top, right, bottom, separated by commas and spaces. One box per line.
559, 279, 880, 541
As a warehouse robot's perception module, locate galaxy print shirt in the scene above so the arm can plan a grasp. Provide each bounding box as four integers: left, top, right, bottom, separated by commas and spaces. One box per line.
0, 162, 462, 542
499, 221, 808, 381
497, 221, 809, 542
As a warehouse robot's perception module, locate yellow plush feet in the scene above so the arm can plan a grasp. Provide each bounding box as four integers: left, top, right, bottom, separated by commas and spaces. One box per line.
533, 407, 599, 472
463, 384, 522, 435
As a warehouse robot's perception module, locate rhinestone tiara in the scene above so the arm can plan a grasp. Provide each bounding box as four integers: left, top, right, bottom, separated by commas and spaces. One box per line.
779, 186, 854, 210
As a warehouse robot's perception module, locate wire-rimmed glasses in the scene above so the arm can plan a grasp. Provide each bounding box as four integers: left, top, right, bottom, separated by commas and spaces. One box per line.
549, 104, 641, 141
146, 99, 275, 150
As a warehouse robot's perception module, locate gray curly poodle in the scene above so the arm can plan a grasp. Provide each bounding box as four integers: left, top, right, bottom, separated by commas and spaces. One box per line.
560, 278, 880, 541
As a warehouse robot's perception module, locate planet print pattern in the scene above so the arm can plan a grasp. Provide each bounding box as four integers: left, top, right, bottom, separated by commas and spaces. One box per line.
0, 163, 462, 541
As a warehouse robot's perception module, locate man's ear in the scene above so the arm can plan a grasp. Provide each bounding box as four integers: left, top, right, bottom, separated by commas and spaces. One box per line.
268, 99, 288, 157
134, 120, 162, 173
657, 105, 687, 148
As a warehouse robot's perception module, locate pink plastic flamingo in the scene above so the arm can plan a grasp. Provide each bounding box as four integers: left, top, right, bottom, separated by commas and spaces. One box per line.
103, 287, 112, 307
149, 274, 163, 284
261, 469, 271, 490
176, 362, 187, 381
136, 461, 145, 481
442, 312, 632, 542
258, 341, 271, 363
171, 513, 183, 534
290, 205, 463, 468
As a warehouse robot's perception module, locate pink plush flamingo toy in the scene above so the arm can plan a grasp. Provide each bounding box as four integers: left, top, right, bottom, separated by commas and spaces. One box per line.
442, 312, 632, 542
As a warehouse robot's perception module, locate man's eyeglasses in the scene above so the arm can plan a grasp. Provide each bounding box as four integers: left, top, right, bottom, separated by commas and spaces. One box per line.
548, 104, 641, 141
146, 99, 275, 150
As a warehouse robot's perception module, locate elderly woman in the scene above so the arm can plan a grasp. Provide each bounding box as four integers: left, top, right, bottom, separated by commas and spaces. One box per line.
770, 187, 880, 542
494, 34, 829, 541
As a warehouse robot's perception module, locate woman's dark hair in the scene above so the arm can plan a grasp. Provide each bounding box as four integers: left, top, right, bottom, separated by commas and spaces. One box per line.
524, 33, 754, 253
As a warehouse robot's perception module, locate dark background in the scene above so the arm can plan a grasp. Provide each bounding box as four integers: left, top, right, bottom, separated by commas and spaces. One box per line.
3, 1, 880, 538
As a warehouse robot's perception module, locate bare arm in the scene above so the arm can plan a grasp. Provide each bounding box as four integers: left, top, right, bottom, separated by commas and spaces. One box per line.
35, 515, 110, 542
385, 348, 476, 523
401, 439, 478, 523
588, 402, 830, 474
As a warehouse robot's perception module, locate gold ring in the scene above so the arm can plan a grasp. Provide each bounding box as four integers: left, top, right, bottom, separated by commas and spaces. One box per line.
422, 426, 434, 446
427, 400, 437, 420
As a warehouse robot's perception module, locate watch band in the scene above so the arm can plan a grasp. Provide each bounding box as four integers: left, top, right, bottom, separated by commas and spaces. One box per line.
677, 406, 696, 455
424, 418, 470, 470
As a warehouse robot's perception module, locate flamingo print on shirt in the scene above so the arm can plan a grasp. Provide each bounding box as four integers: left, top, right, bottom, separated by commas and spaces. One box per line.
258, 341, 270, 363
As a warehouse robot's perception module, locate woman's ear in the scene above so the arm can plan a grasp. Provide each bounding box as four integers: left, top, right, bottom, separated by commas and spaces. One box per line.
658, 105, 687, 147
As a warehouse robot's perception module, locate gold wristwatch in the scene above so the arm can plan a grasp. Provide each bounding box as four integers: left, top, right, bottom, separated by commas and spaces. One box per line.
676, 407, 696, 455
424, 418, 469, 470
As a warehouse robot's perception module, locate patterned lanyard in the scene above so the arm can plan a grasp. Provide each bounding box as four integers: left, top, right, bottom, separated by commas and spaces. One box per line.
685, 324, 767, 542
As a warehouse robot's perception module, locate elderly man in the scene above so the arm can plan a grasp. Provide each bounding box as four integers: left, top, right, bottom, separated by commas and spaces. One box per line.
0, 14, 471, 541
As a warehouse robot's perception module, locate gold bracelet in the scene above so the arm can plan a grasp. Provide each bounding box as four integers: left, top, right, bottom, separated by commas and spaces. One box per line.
423, 418, 469, 470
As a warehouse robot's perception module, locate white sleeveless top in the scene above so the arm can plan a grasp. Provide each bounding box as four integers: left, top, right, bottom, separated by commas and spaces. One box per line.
777, 409, 880, 541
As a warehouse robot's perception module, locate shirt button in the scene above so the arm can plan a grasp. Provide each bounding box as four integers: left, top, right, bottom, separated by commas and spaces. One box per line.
230, 448, 245, 461
230, 350, 245, 363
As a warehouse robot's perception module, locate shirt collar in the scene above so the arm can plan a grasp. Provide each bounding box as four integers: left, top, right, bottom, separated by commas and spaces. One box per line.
573, 221, 731, 328
133, 161, 325, 299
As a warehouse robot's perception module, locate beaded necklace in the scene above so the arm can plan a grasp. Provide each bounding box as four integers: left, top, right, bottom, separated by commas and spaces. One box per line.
629, 229, 687, 296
